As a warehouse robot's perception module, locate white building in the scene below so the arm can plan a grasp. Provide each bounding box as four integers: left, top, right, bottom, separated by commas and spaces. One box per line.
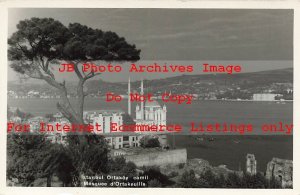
84, 110, 123, 134
134, 80, 167, 127
83, 109, 141, 149
253, 93, 279, 101
28, 116, 48, 132
136, 101, 167, 126
131, 79, 168, 147
105, 133, 141, 149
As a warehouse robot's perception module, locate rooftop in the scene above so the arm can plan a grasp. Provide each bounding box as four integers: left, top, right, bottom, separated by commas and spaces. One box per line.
145, 100, 161, 108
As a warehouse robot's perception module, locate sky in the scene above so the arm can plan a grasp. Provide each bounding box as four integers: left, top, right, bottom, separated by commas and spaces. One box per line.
7, 8, 293, 82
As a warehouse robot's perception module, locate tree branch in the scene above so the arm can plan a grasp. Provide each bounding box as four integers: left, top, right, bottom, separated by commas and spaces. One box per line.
71, 61, 83, 80
83, 72, 101, 82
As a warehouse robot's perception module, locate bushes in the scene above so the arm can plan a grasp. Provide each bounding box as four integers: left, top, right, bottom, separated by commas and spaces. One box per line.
139, 136, 160, 148
140, 166, 174, 187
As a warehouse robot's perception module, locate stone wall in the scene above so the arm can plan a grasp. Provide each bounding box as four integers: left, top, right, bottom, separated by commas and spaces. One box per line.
124, 149, 187, 167
266, 158, 293, 188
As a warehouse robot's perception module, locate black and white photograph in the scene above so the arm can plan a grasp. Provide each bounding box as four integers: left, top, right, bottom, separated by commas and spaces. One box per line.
5, 7, 294, 189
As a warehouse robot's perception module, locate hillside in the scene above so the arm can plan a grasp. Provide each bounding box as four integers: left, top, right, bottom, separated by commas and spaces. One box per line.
8, 68, 293, 100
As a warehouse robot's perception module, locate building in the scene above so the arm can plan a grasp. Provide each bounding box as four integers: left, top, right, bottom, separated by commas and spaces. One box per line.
131, 79, 168, 147
136, 101, 167, 127
105, 133, 141, 149
246, 154, 257, 175
28, 116, 48, 132
83, 109, 142, 149
253, 93, 279, 101
95, 78, 169, 150
134, 80, 167, 127
84, 110, 123, 134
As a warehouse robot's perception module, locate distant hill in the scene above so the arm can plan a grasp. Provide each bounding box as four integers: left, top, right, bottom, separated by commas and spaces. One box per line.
8, 68, 293, 98
85, 68, 293, 94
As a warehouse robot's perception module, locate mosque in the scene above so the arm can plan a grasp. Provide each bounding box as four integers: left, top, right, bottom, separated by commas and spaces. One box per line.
128, 78, 167, 128
126, 78, 168, 148
84, 78, 168, 150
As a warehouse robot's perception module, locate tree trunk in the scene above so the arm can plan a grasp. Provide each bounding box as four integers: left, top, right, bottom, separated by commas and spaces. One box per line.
46, 174, 52, 187
77, 79, 85, 122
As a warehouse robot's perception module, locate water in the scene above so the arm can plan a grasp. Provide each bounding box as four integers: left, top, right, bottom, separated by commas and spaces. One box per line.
8, 98, 293, 172
170, 135, 292, 172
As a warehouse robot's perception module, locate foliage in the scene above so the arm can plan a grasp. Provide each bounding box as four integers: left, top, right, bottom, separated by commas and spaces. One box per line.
168, 171, 179, 178
178, 163, 185, 169
7, 133, 110, 186
63, 134, 109, 186
45, 113, 55, 122
7, 134, 57, 186
8, 108, 33, 120
108, 156, 137, 177
140, 136, 160, 148
148, 179, 162, 187
141, 166, 173, 187
178, 170, 198, 188
122, 113, 136, 125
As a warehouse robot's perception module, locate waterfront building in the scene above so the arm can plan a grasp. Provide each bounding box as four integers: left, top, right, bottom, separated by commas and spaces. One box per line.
253, 93, 279, 101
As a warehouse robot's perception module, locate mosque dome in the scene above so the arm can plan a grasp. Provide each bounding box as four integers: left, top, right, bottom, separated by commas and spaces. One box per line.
145, 100, 161, 108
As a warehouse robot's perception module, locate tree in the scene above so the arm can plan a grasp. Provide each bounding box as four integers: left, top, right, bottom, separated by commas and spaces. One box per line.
120, 161, 137, 178
45, 113, 55, 122
14, 108, 33, 120
122, 113, 136, 125
201, 169, 215, 187
7, 134, 52, 186
268, 176, 282, 188
104, 157, 138, 187
8, 17, 140, 124
148, 179, 162, 187
225, 172, 243, 188
140, 136, 160, 148
141, 166, 172, 187
8, 17, 141, 186
178, 170, 198, 188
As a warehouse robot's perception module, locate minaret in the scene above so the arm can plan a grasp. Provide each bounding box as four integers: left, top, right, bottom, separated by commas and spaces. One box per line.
128, 77, 131, 115
141, 79, 144, 120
